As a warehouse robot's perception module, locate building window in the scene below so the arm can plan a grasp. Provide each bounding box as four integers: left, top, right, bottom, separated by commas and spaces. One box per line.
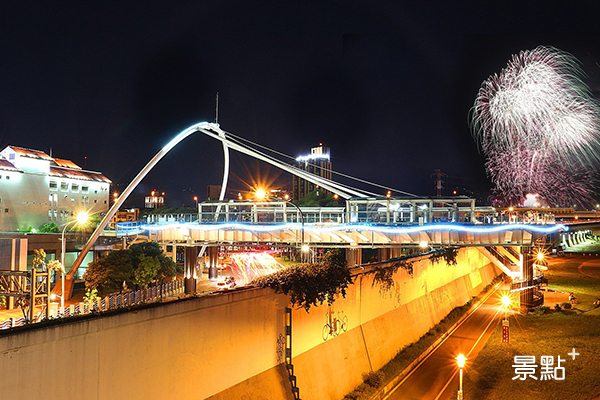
94, 199, 97, 203
82, 185, 89, 194
61, 182, 68, 191
49, 181, 58, 190
5, 208, 9, 213
71, 183, 79, 192
5, 176, 9, 180
9, 153, 14, 160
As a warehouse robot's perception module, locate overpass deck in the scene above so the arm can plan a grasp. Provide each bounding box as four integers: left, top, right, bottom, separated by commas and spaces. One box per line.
114, 220, 567, 248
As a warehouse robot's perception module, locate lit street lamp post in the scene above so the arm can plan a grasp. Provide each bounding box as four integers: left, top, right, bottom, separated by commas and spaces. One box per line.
255, 189, 308, 262
286, 201, 307, 262
456, 354, 466, 400
60, 212, 89, 314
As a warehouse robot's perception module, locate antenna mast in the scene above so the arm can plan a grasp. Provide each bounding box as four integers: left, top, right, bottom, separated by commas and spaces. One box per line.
215, 92, 219, 124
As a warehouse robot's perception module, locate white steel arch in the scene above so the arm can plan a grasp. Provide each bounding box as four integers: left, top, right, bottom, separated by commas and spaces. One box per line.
66, 121, 370, 288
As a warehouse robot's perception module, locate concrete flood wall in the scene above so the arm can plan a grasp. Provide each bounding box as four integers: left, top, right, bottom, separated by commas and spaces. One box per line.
0, 247, 499, 400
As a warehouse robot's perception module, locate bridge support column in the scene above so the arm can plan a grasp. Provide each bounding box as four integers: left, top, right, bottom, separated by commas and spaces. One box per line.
184, 246, 197, 294
390, 247, 403, 259
208, 246, 219, 281
345, 248, 362, 267
377, 248, 391, 262
520, 246, 534, 313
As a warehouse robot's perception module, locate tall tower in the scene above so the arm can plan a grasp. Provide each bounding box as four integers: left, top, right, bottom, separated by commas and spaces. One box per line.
292, 144, 332, 200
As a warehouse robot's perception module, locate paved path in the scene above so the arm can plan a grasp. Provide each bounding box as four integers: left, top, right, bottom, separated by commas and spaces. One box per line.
383, 286, 505, 400
577, 258, 600, 280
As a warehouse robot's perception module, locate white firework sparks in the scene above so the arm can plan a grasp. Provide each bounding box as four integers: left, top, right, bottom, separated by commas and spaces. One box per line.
471, 46, 600, 207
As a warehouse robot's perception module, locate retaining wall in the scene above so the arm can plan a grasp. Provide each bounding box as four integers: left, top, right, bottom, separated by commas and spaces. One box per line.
0, 247, 499, 400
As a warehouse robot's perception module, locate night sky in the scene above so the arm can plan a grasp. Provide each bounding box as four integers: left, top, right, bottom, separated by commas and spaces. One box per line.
2, 2, 600, 207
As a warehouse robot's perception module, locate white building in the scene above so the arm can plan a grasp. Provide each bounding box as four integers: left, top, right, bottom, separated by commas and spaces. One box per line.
0, 146, 111, 232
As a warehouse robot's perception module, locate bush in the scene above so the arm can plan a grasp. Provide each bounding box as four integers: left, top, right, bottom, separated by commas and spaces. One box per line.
561, 302, 572, 310
362, 371, 385, 388
343, 391, 362, 400
532, 305, 550, 315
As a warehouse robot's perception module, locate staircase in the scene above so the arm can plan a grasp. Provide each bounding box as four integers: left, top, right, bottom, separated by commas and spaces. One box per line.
479, 246, 520, 278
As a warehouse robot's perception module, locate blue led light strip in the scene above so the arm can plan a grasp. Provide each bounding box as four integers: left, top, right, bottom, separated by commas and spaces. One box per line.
141, 222, 568, 235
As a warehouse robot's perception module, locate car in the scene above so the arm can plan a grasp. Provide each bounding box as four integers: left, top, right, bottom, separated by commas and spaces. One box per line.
216, 276, 236, 290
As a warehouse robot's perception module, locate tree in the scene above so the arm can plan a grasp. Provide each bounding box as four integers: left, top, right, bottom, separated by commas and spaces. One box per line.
129, 242, 180, 280
32, 249, 46, 269
295, 190, 340, 207
83, 242, 180, 294
84, 250, 134, 295
133, 254, 160, 289
39, 222, 60, 233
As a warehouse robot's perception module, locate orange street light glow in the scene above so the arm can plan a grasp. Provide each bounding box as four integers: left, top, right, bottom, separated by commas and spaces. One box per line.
255, 189, 266, 200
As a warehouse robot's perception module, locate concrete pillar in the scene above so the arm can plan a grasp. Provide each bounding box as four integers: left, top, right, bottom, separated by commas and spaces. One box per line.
345, 248, 362, 267
171, 245, 177, 262
208, 246, 218, 281
184, 246, 197, 294
377, 248, 391, 262
390, 247, 403, 259
520, 246, 534, 313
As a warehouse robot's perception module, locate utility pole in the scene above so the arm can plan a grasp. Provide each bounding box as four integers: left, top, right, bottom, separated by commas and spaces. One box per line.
431, 169, 447, 197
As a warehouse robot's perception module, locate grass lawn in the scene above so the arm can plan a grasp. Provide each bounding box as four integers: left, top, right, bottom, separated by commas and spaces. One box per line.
462, 255, 600, 400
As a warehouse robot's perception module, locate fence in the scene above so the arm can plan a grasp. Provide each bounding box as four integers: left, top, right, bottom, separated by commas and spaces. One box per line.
0, 279, 185, 331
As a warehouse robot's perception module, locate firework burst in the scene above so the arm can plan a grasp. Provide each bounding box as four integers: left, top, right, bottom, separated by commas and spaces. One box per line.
471, 46, 600, 207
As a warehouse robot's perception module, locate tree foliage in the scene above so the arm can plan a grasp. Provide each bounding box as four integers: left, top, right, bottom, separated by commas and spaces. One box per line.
295, 190, 341, 207
32, 249, 46, 269
370, 260, 414, 293
429, 247, 460, 266
83, 241, 180, 294
254, 249, 352, 312
39, 222, 60, 233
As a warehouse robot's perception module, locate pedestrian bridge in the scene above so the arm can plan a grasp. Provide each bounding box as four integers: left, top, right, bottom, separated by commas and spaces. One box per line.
114, 199, 567, 249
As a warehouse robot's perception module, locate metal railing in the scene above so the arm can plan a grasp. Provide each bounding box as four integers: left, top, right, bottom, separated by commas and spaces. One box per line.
0, 279, 185, 331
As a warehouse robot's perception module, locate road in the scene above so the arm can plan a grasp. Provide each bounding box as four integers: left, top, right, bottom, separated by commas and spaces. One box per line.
384, 285, 505, 400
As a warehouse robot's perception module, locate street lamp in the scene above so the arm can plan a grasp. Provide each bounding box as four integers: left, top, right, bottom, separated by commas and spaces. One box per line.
456, 354, 467, 400
60, 211, 89, 314
255, 188, 266, 201
501, 295, 511, 343
258, 189, 306, 262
